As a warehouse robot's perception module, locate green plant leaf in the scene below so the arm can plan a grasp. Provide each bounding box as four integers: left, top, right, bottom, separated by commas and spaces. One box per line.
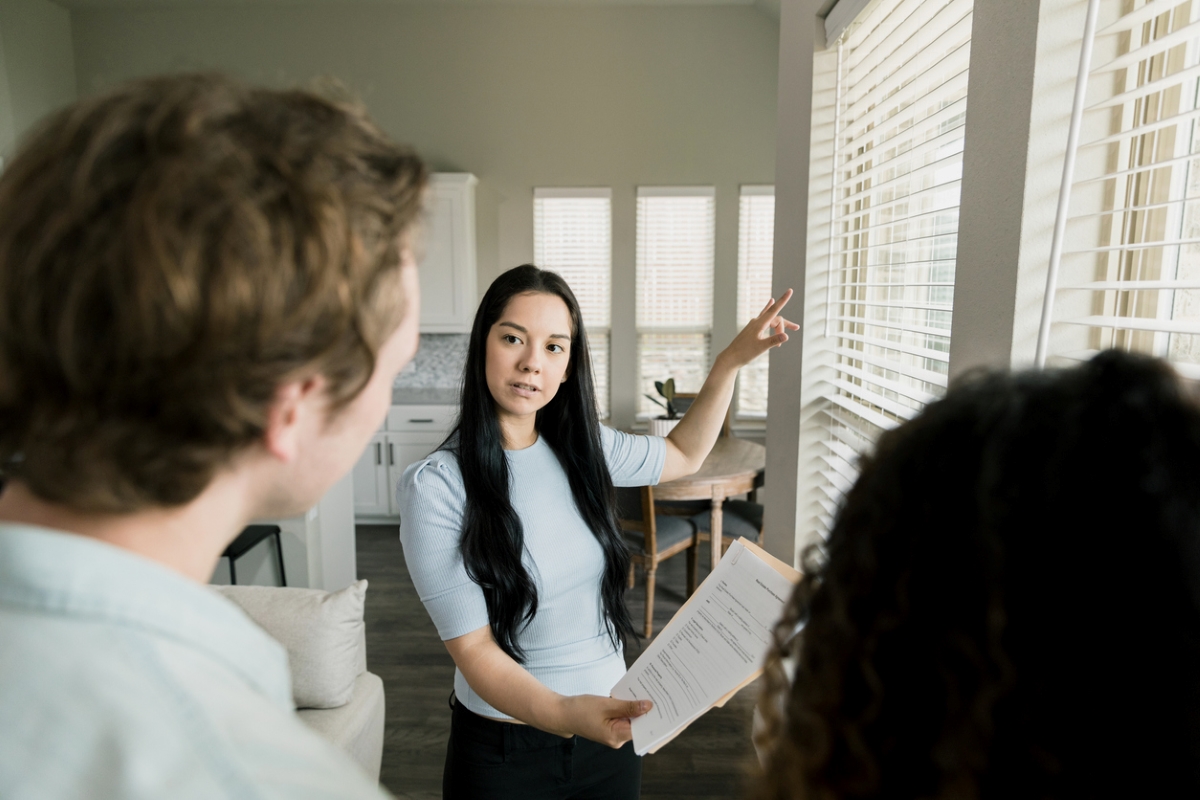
644, 393, 667, 410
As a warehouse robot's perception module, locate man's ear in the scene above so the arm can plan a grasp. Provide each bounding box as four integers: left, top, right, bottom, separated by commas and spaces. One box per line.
263, 375, 326, 462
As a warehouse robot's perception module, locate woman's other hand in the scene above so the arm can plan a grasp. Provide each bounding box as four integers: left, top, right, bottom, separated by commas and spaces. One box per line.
556, 695, 653, 748
719, 289, 799, 370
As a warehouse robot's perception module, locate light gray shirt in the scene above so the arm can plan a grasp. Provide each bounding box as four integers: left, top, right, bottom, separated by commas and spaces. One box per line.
397, 426, 666, 719
0, 523, 389, 800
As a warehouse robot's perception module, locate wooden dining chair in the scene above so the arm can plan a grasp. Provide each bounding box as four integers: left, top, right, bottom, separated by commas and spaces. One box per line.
616, 485, 699, 638
690, 499, 765, 561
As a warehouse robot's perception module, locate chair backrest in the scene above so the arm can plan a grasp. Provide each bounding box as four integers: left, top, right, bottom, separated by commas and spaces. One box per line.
673, 393, 732, 437
615, 485, 657, 553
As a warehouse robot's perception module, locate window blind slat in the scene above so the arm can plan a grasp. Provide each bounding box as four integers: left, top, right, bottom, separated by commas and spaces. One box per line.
1081, 107, 1200, 150
834, 329, 953, 365
1085, 62, 1200, 112
1064, 315, 1200, 335
1072, 149, 1200, 186
832, 316, 952, 340
1096, 0, 1190, 38
836, 179, 964, 222
1064, 237, 1200, 255
826, 391, 905, 433
835, 362, 939, 405
1091, 18, 1200, 75
1068, 194, 1200, 221
834, 346, 950, 388
837, 133, 966, 200
1063, 280, 1200, 291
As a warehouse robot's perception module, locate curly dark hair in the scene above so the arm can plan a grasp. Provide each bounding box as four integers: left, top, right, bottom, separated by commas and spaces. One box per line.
755, 349, 1200, 800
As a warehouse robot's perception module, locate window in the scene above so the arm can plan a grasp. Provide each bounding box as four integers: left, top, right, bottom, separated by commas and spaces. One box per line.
800, 0, 973, 537
636, 187, 715, 417
736, 186, 776, 419
1041, 0, 1200, 379
534, 188, 612, 417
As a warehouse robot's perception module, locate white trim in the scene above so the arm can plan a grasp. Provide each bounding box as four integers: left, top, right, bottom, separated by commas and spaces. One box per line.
636, 185, 715, 198
823, 0, 875, 46
533, 187, 612, 199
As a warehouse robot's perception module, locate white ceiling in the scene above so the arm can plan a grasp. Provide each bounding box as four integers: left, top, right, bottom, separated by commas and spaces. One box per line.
54, 0, 781, 18
55, 0, 775, 9
52, 0, 782, 28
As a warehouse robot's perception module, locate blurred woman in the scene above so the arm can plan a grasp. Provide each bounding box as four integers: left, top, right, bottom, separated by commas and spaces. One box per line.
756, 349, 1200, 800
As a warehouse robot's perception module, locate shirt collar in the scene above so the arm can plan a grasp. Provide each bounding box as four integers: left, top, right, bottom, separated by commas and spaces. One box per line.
0, 523, 292, 708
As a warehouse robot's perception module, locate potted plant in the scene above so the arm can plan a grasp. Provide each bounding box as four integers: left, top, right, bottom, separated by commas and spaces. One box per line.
645, 378, 682, 437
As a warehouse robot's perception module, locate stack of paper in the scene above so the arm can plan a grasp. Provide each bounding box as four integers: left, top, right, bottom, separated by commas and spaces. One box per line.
611, 537, 800, 755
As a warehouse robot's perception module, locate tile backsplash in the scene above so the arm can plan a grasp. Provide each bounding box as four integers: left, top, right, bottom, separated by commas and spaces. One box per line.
395, 334, 468, 390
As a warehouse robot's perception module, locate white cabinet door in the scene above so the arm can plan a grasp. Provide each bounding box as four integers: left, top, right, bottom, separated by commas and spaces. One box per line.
388, 434, 444, 516
419, 173, 477, 333
352, 432, 391, 518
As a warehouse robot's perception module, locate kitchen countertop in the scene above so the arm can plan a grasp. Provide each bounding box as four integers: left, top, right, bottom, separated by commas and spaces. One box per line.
392, 387, 458, 405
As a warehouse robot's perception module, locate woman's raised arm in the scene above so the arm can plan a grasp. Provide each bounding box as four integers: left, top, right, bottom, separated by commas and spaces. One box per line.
660, 290, 797, 483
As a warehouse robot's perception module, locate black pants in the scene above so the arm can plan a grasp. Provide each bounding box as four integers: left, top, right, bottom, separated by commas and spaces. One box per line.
443, 694, 642, 800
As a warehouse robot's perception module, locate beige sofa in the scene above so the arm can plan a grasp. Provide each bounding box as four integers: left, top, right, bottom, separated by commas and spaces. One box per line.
213, 580, 386, 782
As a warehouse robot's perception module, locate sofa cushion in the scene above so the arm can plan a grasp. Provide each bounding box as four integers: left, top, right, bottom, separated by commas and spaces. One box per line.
213, 580, 367, 710
297, 672, 386, 781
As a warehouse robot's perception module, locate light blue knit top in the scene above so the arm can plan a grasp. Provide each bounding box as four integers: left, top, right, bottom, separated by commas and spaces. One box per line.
397, 426, 666, 720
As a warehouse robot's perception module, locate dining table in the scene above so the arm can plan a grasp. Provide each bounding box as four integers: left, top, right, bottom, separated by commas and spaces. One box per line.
654, 436, 766, 572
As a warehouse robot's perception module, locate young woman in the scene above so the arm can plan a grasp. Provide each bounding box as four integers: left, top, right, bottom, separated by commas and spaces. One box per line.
398, 264, 796, 799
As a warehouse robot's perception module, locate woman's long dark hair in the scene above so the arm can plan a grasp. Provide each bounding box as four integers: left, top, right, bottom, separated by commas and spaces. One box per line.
755, 350, 1200, 799
445, 264, 635, 663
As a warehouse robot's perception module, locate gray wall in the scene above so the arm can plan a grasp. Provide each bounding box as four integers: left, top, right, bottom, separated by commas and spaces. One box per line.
71, 4, 780, 430
0, 0, 76, 161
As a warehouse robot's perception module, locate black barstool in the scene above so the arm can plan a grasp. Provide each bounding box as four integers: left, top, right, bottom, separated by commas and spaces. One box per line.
222, 524, 286, 586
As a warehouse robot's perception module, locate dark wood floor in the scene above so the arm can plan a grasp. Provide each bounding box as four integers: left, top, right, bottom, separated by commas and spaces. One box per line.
357, 524, 763, 800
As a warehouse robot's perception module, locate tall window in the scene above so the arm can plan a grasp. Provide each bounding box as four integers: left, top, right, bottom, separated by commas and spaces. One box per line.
636, 187, 715, 417
1044, 0, 1200, 379
534, 188, 612, 417
801, 0, 973, 537
736, 186, 776, 418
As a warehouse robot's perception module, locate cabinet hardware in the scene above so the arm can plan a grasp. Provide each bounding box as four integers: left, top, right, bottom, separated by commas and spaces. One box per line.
388, 443, 395, 465
375, 442, 382, 465
408, 418, 434, 424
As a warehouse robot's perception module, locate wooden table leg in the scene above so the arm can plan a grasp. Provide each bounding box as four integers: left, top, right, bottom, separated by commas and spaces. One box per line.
710, 486, 724, 573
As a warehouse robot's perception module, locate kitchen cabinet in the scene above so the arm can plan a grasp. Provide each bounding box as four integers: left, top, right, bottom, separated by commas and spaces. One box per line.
419, 173, 477, 333
353, 405, 456, 521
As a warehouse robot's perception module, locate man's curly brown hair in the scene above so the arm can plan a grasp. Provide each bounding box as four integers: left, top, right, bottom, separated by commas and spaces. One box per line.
755, 350, 1200, 799
0, 73, 427, 512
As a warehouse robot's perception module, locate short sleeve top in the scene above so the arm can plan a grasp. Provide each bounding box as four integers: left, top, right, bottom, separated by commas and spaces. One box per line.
397, 426, 666, 719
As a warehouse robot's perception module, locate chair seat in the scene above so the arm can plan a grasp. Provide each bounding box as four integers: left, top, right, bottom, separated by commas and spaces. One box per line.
690, 500, 763, 543
623, 515, 696, 554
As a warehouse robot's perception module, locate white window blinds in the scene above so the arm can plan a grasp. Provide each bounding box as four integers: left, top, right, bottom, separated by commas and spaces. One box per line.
737, 186, 776, 419
636, 187, 715, 417
534, 188, 612, 417
805, 0, 973, 536
1040, 0, 1200, 380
